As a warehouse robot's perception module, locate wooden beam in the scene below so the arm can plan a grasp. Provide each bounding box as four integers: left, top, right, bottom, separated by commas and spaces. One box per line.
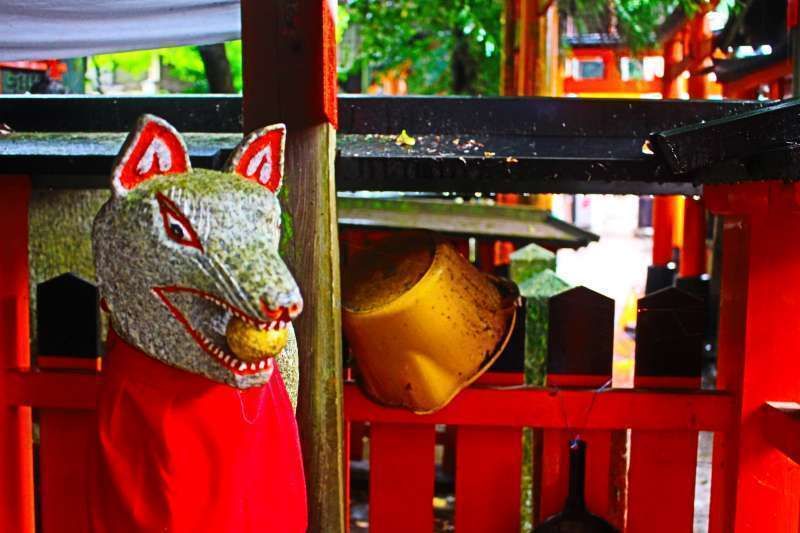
651, 99, 800, 175
344, 383, 734, 431
240, 1, 344, 531
5, 369, 100, 409
764, 402, 800, 465
722, 59, 792, 99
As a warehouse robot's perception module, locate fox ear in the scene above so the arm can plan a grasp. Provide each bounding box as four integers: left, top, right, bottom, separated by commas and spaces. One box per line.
111, 114, 191, 196
224, 124, 285, 193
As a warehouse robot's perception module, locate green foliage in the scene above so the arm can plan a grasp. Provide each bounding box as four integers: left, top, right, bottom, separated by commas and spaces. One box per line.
342, 0, 738, 96
89, 42, 243, 93
341, 0, 503, 95
567, 0, 740, 52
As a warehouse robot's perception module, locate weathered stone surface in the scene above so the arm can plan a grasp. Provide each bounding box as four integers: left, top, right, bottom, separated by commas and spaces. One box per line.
509, 242, 556, 289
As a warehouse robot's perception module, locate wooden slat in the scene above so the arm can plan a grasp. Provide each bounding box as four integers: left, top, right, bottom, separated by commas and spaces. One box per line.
627, 288, 705, 533
369, 423, 435, 533
6, 370, 100, 409
37, 275, 101, 533
39, 409, 94, 533
540, 287, 619, 528
455, 426, 522, 533
345, 384, 733, 431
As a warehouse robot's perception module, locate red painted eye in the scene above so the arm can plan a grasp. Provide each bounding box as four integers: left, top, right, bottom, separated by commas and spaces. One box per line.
156, 193, 203, 251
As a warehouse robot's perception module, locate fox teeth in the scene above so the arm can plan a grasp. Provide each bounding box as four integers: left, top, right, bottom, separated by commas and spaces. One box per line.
223, 355, 231, 363
238, 362, 247, 371
249, 362, 257, 370
258, 360, 266, 369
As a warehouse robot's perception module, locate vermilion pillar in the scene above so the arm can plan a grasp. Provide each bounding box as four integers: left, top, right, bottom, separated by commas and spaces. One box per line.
0, 176, 33, 532
647, 196, 678, 293
679, 197, 706, 278
652, 196, 675, 266
706, 182, 800, 533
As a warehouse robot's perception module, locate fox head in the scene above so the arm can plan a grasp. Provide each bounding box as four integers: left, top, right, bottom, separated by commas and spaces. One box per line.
93, 115, 303, 389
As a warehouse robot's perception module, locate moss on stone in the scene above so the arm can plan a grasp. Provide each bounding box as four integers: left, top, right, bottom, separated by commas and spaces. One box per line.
509, 243, 556, 287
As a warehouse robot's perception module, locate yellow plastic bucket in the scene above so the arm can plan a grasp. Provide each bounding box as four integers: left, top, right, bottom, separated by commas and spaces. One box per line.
342, 232, 519, 413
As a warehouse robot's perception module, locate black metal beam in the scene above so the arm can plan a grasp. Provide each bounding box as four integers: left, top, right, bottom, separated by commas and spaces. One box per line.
0, 95, 243, 133
339, 95, 767, 137
0, 95, 787, 194
650, 99, 800, 174
2, 94, 767, 136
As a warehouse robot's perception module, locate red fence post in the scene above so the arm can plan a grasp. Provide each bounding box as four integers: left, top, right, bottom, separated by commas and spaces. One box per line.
705, 182, 800, 533
0, 175, 34, 532
539, 287, 618, 527
627, 287, 704, 532
455, 425, 523, 533
37, 273, 101, 533
368, 423, 435, 532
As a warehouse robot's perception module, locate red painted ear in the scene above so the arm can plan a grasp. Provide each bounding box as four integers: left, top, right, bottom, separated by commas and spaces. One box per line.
111, 114, 191, 196
224, 124, 286, 192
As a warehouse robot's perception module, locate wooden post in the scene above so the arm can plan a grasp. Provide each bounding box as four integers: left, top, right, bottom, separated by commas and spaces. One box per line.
647, 196, 677, 293
679, 197, 706, 278
540, 286, 617, 528
517, 0, 556, 97
501, 0, 519, 95
627, 287, 705, 533
687, 12, 710, 100
370, 424, 435, 532
0, 176, 34, 533
240, 2, 344, 531
662, 33, 684, 99
706, 182, 800, 533
37, 273, 101, 533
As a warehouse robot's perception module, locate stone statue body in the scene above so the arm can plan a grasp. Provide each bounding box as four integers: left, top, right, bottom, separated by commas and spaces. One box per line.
89, 115, 306, 533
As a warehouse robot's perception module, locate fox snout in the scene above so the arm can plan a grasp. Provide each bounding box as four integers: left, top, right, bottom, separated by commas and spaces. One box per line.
261, 298, 303, 322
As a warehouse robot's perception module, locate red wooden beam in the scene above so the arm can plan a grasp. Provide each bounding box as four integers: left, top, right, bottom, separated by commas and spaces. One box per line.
722, 60, 792, 99
5, 369, 100, 409
763, 402, 800, 465
344, 383, 733, 431
8, 371, 734, 431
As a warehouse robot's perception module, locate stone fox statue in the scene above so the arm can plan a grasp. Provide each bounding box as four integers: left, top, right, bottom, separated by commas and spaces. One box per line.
89, 115, 307, 532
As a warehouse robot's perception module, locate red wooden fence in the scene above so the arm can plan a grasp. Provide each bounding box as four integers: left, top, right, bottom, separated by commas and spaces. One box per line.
4, 182, 800, 532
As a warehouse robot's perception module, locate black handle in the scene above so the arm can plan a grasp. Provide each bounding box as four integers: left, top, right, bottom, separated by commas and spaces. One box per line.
564, 438, 587, 513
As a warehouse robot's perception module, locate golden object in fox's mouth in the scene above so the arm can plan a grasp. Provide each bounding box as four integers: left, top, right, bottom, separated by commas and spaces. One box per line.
226, 318, 289, 362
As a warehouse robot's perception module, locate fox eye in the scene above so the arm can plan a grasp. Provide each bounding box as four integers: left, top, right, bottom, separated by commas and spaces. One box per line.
156, 193, 203, 251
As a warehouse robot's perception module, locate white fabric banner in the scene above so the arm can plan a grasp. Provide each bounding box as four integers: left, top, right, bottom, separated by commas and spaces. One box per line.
0, 0, 241, 61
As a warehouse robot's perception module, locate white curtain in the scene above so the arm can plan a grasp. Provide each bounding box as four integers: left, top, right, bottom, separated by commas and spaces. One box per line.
0, 0, 241, 61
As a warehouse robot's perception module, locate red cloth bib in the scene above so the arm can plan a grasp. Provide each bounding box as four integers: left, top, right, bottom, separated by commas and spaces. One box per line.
89, 329, 307, 532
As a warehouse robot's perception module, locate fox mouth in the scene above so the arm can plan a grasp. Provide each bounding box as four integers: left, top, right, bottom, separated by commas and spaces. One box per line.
153, 286, 292, 376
